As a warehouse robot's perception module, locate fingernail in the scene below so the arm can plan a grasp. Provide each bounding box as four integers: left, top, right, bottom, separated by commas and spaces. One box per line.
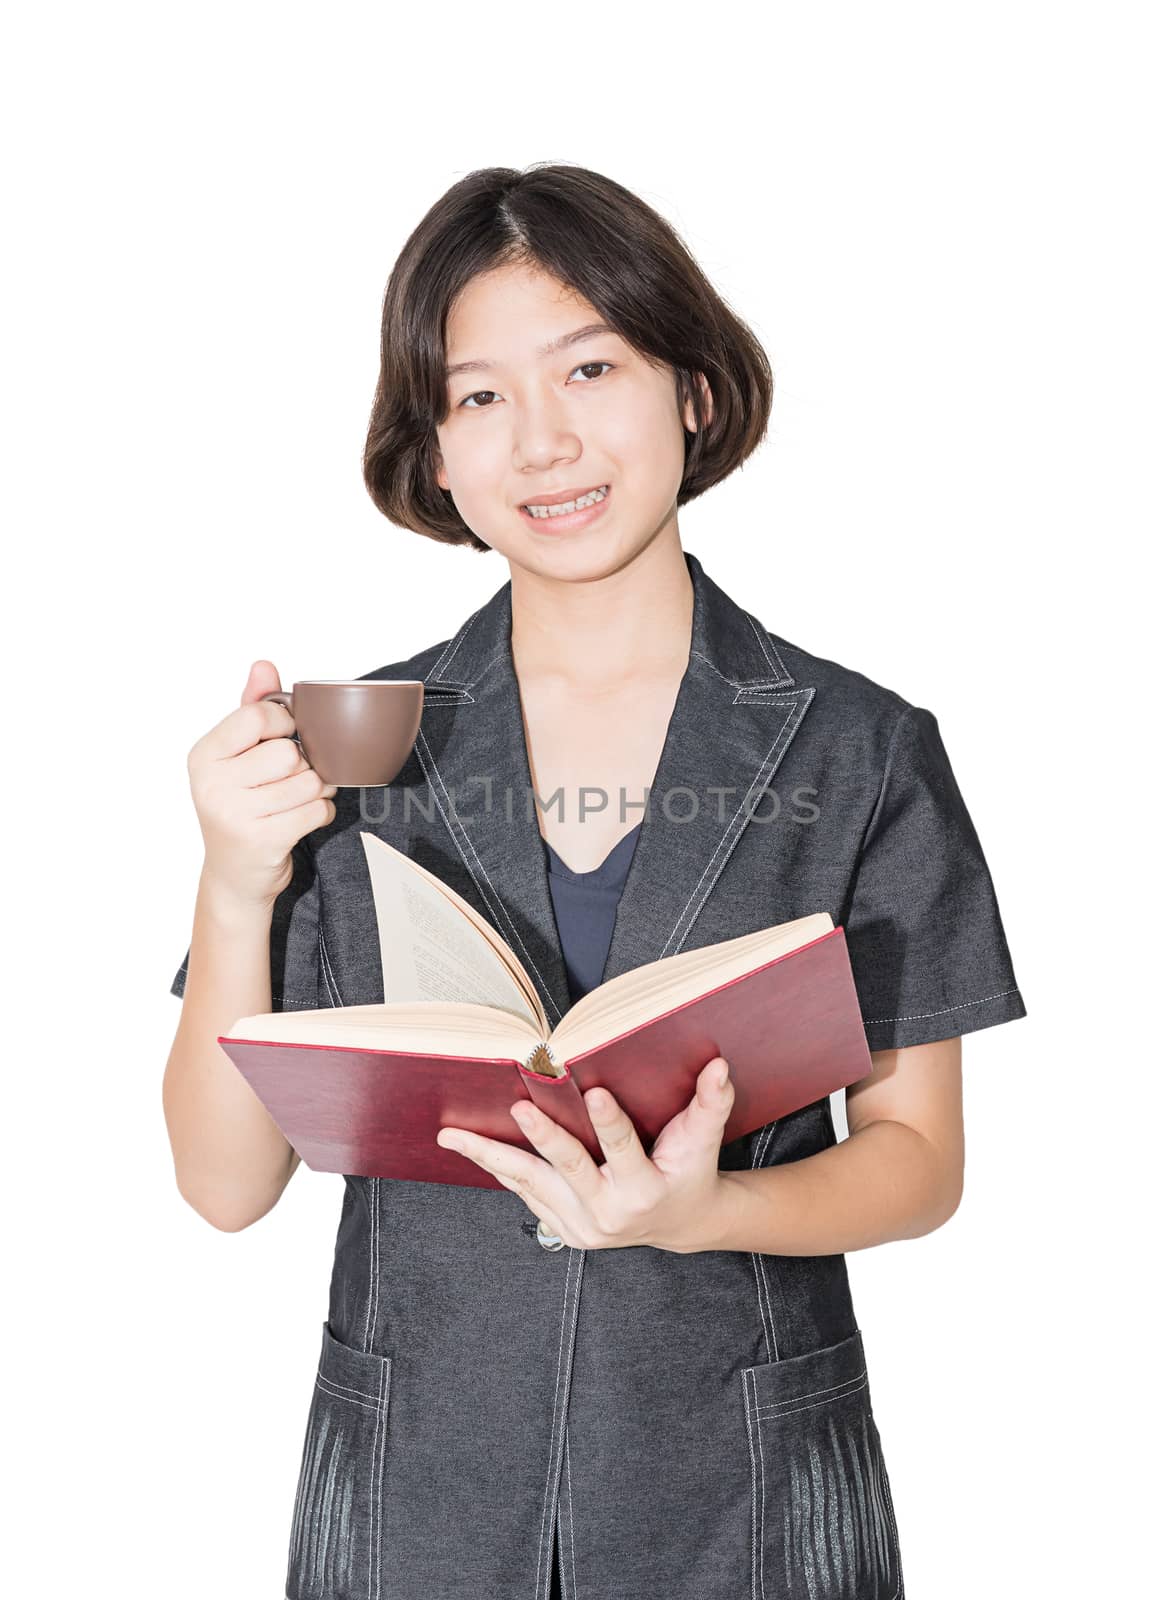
586, 1088, 608, 1112
714, 1061, 728, 1087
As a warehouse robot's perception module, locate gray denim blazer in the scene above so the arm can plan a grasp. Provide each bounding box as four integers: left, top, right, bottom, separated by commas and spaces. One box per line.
172, 550, 1025, 1600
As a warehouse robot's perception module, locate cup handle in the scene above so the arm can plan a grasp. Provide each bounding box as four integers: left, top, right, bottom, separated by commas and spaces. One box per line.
261, 690, 300, 744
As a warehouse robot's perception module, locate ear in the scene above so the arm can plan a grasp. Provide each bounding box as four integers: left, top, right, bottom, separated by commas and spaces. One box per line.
683, 372, 715, 434
433, 444, 449, 494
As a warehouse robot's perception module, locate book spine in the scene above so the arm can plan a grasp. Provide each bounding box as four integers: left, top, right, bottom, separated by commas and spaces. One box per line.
514, 1058, 602, 1157
522, 1040, 560, 1078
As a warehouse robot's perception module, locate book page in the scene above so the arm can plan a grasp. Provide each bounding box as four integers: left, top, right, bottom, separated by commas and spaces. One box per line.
360, 832, 538, 1024
227, 999, 540, 1060
548, 913, 835, 1061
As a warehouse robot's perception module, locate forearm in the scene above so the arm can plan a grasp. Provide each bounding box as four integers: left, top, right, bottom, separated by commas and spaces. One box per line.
162, 870, 296, 1231
681, 1120, 960, 1255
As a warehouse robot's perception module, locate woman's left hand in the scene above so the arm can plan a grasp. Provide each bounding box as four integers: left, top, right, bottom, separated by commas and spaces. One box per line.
434, 1055, 737, 1253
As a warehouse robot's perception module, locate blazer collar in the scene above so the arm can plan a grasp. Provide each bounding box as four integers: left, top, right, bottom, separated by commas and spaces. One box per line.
411, 550, 815, 1029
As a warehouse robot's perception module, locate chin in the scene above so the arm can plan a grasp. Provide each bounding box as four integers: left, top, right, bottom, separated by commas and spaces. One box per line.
531, 536, 637, 581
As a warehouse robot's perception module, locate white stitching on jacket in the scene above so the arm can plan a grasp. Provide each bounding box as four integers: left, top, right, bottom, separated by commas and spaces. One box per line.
363, 1177, 380, 1357
746, 1367, 763, 1599
745, 612, 793, 685
863, 986, 1020, 1025
751, 1373, 869, 1417
534, 1250, 584, 1600
564, 1422, 579, 1599
428, 609, 482, 682
749, 1121, 781, 1359
371, 1356, 390, 1600
318, 924, 344, 1007
312, 1376, 381, 1409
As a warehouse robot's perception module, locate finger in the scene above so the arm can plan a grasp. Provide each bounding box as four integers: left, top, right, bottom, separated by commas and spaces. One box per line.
699, 1055, 732, 1103
235, 737, 338, 806
684, 1057, 735, 1130
508, 1101, 606, 1206
249, 766, 338, 819
435, 1126, 558, 1204
202, 698, 297, 762
236, 733, 309, 787
576, 1085, 655, 1184
240, 659, 282, 706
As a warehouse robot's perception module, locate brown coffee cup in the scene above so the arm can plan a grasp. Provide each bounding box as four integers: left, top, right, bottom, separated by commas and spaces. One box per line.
262, 680, 424, 787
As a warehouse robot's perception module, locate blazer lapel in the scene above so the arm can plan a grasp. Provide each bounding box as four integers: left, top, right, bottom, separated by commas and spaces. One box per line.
409, 551, 815, 1030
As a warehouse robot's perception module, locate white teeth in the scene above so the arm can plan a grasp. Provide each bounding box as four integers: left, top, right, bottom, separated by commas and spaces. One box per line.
524, 485, 609, 518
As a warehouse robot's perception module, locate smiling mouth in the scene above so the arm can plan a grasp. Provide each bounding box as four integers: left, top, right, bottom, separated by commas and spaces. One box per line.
521, 485, 610, 519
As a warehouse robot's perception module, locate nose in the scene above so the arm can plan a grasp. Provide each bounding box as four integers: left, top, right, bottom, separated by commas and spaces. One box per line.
511, 389, 583, 477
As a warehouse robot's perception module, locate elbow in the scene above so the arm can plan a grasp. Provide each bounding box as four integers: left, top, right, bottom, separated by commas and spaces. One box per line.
921, 1174, 964, 1236
899, 1158, 963, 1240
168, 1143, 298, 1234
178, 1187, 255, 1233
916, 1129, 964, 1236
937, 1181, 964, 1229
175, 1175, 269, 1234
204, 1206, 261, 1235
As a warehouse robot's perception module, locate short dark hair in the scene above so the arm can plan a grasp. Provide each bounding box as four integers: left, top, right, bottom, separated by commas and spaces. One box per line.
362, 163, 774, 554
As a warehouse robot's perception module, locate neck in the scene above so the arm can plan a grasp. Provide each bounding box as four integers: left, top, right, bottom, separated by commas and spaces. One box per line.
507, 531, 694, 693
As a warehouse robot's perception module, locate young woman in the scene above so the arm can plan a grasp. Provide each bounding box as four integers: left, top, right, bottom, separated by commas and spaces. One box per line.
164, 163, 1026, 1600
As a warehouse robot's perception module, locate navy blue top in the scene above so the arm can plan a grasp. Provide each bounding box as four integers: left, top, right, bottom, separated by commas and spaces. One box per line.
542, 823, 642, 1003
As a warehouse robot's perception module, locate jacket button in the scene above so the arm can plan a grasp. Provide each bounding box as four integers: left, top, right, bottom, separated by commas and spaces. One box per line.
536, 1220, 566, 1251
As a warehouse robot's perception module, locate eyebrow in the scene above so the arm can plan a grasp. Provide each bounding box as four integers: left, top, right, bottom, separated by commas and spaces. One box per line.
444, 322, 619, 379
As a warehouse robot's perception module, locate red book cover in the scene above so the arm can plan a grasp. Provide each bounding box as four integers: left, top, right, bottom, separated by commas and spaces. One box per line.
218, 926, 872, 1190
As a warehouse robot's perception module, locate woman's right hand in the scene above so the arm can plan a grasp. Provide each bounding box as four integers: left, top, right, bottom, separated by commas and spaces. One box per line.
186, 659, 338, 911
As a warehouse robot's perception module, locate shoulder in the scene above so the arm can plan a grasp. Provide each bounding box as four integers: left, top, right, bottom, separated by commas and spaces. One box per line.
759, 622, 922, 771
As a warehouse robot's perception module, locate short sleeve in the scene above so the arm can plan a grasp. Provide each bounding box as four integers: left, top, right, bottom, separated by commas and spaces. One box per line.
842, 704, 1027, 1051
169, 835, 323, 1011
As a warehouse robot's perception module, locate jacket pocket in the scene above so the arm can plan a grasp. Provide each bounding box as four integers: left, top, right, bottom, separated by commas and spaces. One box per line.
286, 1321, 391, 1600
741, 1326, 903, 1600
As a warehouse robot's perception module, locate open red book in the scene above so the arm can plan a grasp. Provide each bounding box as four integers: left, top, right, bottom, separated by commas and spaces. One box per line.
217, 832, 875, 1189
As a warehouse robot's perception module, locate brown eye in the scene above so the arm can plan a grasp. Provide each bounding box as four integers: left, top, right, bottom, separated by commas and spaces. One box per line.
458, 390, 499, 409
569, 361, 614, 383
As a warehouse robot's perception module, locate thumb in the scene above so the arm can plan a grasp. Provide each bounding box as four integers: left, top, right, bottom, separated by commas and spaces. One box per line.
240, 658, 282, 708
647, 1056, 734, 1163
688, 1056, 734, 1129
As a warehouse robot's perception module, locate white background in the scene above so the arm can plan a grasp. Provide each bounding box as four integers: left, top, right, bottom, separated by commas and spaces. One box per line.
4, 2, 1166, 1595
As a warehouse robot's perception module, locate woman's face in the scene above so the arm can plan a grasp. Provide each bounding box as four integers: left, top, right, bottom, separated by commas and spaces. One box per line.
435, 261, 708, 582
